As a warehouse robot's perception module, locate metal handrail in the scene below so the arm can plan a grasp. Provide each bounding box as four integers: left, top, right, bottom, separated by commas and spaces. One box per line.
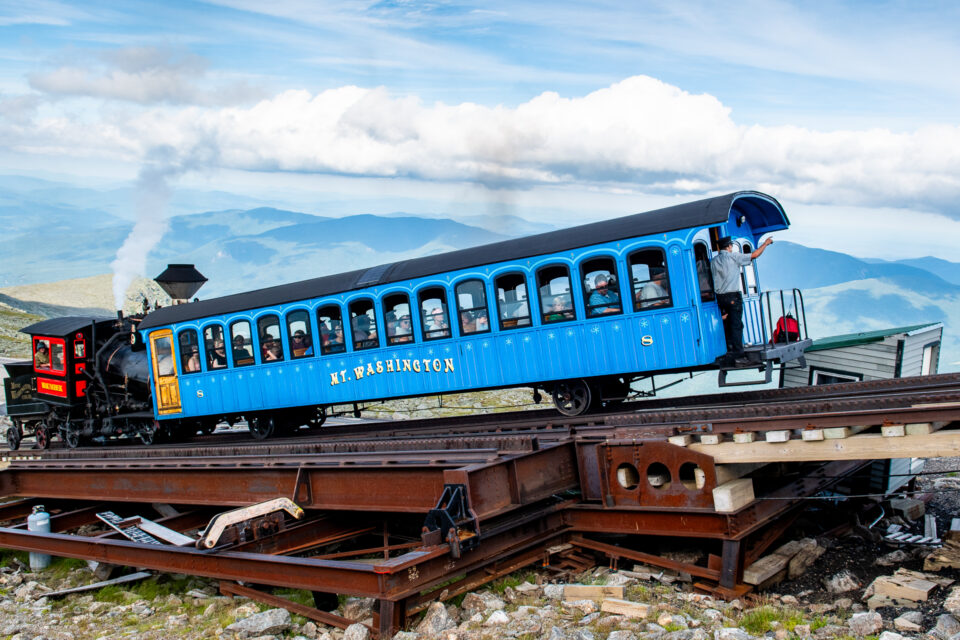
760, 288, 808, 345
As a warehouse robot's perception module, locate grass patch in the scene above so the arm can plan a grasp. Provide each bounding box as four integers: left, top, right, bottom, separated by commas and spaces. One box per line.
0, 549, 28, 569
44, 556, 88, 580
489, 572, 535, 594
739, 606, 805, 635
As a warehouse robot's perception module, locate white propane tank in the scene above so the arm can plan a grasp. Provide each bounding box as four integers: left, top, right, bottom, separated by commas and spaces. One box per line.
27, 505, 51, 571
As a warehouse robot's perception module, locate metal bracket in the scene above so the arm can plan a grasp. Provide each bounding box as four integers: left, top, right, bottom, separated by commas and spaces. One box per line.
198, 497, 304, 549
718, 361, 773, 387
421, 484, 479, 559
96, 511, 195, 547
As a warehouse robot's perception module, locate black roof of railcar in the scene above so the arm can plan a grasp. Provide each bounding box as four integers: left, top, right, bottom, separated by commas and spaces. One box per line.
139, 191, 787, 330
20, 316, 114, 336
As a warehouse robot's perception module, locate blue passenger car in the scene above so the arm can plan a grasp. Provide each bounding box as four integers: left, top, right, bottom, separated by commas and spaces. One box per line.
137, 191, 810, 438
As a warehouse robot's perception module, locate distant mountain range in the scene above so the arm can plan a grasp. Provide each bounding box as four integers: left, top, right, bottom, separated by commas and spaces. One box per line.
1, 175, 956, 370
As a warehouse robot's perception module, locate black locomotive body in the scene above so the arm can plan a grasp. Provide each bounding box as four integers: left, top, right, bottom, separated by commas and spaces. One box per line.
2, 315, 157, 449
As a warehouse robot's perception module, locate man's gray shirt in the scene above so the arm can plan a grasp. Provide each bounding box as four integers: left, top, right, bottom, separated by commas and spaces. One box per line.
711, 250, 752, 294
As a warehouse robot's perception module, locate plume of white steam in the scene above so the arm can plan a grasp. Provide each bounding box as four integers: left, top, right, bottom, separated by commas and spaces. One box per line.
110, 146, 190, 310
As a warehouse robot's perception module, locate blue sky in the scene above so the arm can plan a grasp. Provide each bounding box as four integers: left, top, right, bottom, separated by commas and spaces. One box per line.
2, 0, 960, 262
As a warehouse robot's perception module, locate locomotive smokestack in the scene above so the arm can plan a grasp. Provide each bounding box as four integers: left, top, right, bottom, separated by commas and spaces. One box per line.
154, 264, 207, 305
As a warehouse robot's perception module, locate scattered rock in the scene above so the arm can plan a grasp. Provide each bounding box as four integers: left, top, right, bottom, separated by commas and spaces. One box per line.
877, 633, 905, 640
847, 611, 882, 636
823, 570, 860, 593
460, 591, 505, 617
931, 614, 960, 639
225, 608, 292, 638
946, 586, 960, 616
875, 550, 911, 567
415, 602, 455, 636
715, 628, 753, 640
343, 623, 370, 640
544, 584, 564, 600
483, 610, 509, 626
342, 597, 376, 621
894, 611, 922, 632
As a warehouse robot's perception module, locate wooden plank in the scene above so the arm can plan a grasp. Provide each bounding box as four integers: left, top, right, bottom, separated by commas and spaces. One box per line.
563, 585, 625, 600
872, 574, 937, 601
689, 430, 960, 464
743, 554, 788, 585
699, 434, 722, 445
668, 435, 692, 447
882, 424, 906, 437
801, 429, 824, 441
713, 478, 754, 513
600, 599, 650, 618
824, 425, 871, 439
765, 430, 791, 443
906, 423, 934, 435
732, 432, 756, 444
714, 463, 768, 486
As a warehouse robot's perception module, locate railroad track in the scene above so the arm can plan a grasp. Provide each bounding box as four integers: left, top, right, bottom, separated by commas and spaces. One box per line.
6, 371, 960, 462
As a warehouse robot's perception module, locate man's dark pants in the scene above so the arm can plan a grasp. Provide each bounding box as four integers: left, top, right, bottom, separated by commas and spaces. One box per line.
717, 291, 744, 355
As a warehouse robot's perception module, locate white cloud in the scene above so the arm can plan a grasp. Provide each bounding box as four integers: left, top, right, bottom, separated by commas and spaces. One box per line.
28, 47, 264, 106
4, 74, 960, 218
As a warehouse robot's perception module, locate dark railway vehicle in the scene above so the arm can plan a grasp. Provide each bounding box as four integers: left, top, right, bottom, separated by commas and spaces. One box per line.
3, 191, 810, 448
3, 316, 156, 449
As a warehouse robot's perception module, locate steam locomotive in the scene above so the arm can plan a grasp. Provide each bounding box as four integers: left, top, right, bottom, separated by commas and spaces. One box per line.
2, 191, 809, 449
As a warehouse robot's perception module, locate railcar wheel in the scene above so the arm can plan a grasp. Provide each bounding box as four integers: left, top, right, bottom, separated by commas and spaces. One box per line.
35, 425, 51, 450
248, 416, 275, 441
6, 426, 21, 451
552, 379, 593, 417
306, 407, 327, 429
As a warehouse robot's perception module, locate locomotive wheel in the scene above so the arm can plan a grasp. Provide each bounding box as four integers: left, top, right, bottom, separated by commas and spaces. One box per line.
6, 426, 21, 451
138, 425, 156, 446
248, 416, 275, 440
35, 425, 51, 450
552, 379, 593, 417
62, 425, 81, 449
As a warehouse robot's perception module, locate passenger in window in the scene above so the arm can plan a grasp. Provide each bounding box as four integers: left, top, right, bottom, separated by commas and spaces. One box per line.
233, 335, 253, 363
261, 336, 283, 361
589, 274, 621, 315
34, 343, 50, 368
209, 340, 227, 369
546, 297, 572, 321
292, 330, 313, 356
637, 269, 669, 309
329, 323, 345, 347
394, 316, 413, 343
185, 347, 201, 372
427, 309, 448, 332
711, 235, 773, 362
353, 315, 376, 343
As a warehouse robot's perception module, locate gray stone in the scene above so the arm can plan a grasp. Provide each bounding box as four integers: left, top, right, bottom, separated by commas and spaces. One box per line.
608, 632, 637, 640
813, 626, 849, 640
932, 614, 960, 640
663, 631, 694, 640
875, 549, 911, 567
392, 633, 420, 640
877, 633, 905, 640
548, 626, 568, 640
483, 610, 509, 626
848, 611, 882, 637
461, 592, 505, 617
343, 623, 370, 640
779, 595, 798, 606
793, 625, 811, 639
894, 612, 922, 632
343, 597, 376, 621
565, 599, 598, 615
714, 629, 753, 640
225, 608, 292, 638
946, 586, 960, 617
823, 570, 860, 593
606, 572, 638, 587
702, 609, 723, 623
573, 630, 596, 640
514, 581, 541, 594
579, 612, 602, 626
835, 598, 853, 610
544, 584, 564, 600
416, 602, 456, 636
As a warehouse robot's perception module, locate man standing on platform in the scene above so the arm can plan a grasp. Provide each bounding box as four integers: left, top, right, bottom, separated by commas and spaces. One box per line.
711, 236, 773, 364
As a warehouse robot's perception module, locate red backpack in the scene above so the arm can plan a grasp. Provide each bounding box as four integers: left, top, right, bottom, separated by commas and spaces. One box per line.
773, 315, 800, 343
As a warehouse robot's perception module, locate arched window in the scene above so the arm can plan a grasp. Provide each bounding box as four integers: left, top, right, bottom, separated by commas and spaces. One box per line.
455, 279, 490, 335
317, 305, 346, 355
383, 293, 414, 346
741, 242, 758, 295
203, 324, 227, 370
581, 256, 622, 317
629, 249, 672, 311
419, 287, 451, 340
229, 320, 255, 367
178, 329, 201, 374
495, 272, 531, 330
694, 242, 715, 302
349, 299, 379, 351
537, 265, 575, 324
257, 314, 285, 363
286, 310, 314, 359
